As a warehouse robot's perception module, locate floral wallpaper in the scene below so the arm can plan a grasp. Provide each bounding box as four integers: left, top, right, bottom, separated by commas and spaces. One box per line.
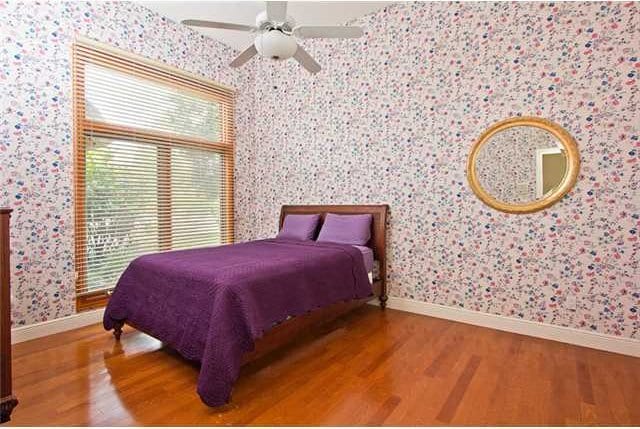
475, 126, 560, 203
244, 1, 639, 339
2, 1, 639, 341
0, 1, 255, 326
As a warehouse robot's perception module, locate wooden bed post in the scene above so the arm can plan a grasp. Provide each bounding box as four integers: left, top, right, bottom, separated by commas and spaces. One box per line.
113, 321, 124, 341
379, 294, 388, 309
374, 205, 388, 310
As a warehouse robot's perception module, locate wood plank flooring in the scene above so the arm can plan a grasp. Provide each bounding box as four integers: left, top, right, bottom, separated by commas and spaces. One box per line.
7, 306, 640, 426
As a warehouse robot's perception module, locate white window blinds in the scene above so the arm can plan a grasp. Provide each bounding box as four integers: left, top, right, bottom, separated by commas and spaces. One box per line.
73, 40, 235, 310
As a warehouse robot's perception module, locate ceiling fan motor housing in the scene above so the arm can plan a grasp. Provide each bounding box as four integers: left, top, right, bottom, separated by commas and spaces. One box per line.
255, 10, 295, 30
254, 30, 298, 60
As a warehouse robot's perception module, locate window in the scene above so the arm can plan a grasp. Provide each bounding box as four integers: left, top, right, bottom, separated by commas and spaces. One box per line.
73, 40, 235, 311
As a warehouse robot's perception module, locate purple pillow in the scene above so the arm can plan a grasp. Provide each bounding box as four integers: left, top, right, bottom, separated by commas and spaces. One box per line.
276, 214, 320, 241
316, 213, 372, 246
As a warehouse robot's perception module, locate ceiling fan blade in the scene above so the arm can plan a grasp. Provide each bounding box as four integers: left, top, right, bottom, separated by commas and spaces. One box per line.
293, 26, 364, 39
230, 44, 258, 68
181, 19, 255, 32
266, 1, 288, 22
293, 45, 321, 74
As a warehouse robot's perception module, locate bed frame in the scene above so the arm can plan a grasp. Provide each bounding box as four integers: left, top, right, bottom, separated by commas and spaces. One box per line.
112, 204, 389, 366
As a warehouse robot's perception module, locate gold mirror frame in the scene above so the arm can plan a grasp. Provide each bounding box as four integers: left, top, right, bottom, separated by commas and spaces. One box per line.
467, 116, 580, 214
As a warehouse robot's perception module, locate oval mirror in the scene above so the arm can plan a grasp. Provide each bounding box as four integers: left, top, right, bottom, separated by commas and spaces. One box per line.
467, 117, 580, 214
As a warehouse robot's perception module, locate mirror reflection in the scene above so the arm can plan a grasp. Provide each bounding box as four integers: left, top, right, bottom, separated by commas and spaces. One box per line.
474, 126, 568, 205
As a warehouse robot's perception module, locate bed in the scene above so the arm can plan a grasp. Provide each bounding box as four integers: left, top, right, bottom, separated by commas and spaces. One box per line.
103, 204, 388, 407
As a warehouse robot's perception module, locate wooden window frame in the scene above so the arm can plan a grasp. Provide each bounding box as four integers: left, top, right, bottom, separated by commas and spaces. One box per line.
72, 39, 235, 311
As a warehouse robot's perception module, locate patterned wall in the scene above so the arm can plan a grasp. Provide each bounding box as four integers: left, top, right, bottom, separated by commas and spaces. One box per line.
2, 1, 639, 340
0, 1, 255, 326
243, 2, 639, 338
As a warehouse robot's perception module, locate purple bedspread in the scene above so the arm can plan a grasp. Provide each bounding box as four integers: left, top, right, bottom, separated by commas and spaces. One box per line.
103, 239, 372, 406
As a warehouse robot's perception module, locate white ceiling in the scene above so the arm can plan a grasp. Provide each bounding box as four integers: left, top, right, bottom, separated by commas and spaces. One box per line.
140, 1, 395, 50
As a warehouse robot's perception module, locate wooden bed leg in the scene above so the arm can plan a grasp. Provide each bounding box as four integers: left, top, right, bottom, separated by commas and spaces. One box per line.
113, 321, 124, 341
379, 294, 388, 310
0, 396, 18, 424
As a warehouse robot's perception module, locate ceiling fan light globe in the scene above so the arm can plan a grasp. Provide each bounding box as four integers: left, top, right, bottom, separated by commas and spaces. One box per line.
254, 30, 298, 61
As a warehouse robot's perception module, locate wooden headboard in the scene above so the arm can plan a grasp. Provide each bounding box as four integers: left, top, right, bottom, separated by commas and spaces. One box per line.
279, 204, 389, 307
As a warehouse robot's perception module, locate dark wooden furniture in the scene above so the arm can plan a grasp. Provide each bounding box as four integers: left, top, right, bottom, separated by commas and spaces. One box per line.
0, 208, 17, 423
111, 204, 389, 369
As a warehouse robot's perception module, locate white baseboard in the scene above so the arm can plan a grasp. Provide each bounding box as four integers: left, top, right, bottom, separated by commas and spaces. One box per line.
376, 296, 640, 357
11, 308, 105, 344
11, 298, 640, 357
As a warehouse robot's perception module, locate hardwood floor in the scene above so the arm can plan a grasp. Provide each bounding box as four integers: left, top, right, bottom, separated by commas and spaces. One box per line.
8, 306, 640, 426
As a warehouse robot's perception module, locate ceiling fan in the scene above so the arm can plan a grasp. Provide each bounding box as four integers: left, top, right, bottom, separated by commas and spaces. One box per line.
182, 1, 364, 74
